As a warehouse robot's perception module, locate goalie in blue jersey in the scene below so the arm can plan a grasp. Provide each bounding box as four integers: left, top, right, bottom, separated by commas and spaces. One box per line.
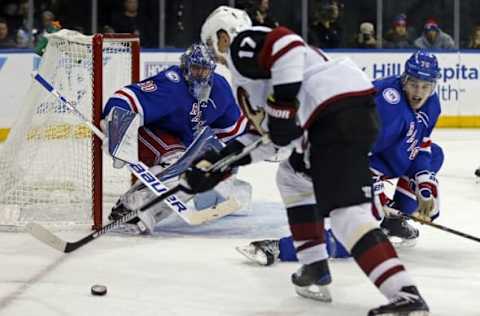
101, 43, 250, 234
237, 50, 444, 266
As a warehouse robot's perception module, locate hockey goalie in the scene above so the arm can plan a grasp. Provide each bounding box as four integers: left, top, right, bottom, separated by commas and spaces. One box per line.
102, 42, 251, 234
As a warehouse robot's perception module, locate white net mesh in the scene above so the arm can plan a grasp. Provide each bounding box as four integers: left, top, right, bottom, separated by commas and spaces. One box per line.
0, 30, 135, 230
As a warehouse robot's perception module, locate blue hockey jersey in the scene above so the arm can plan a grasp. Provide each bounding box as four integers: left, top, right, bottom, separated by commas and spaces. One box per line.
103, 65, 246, 146
369, 76, 441, 177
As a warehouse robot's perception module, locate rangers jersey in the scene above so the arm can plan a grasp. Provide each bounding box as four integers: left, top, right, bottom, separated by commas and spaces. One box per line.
103, 65, 247, 146
369, 75, 441, 177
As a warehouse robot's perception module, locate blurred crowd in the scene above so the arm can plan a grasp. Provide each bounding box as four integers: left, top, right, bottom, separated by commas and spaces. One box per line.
1, 0, 480, 50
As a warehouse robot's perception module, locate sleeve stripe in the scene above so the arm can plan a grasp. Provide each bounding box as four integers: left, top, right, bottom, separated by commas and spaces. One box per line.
259, 26, 305, 71
142, 128, 186, 152
214, 116, 248, 141
116, 88, 144, 117
272, 34, 304, 55
420, 138, 432, 148
264, 41, 304, 71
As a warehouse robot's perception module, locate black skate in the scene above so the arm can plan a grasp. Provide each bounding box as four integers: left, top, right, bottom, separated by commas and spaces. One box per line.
368, 286, 429, 316
381, 215, 419, 247
235, 240, 280, 266
291, 260, 332, 302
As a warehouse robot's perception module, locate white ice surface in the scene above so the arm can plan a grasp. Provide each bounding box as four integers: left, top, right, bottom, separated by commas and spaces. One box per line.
0, 129, 479, 316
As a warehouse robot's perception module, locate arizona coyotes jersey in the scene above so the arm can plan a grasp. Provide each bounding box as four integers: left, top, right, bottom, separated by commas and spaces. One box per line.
228, 26, 376, 129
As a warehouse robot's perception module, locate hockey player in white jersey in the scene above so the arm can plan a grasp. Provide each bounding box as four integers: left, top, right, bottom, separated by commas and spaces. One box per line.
103, 43, 251, 234
183, 6, 430, 316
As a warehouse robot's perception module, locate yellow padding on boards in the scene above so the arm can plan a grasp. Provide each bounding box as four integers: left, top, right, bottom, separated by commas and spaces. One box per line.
0, 128, 9, 142
0, 124, 91, 142
436, 116, 480, 128
1, 116, 480, 142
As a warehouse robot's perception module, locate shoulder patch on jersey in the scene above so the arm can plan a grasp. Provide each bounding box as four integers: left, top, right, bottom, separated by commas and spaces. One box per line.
165, 70, 181, 83
382, 88, 401, 104
137, 80, 157, 92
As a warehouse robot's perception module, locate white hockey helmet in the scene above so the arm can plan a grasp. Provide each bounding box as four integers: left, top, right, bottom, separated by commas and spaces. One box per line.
201, 6, 252, 57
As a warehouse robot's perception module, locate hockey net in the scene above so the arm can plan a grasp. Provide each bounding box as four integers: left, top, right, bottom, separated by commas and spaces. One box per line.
0, 30, 140, 231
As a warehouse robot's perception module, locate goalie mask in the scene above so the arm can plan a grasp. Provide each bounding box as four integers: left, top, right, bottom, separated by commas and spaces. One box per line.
181, 43, 216, 104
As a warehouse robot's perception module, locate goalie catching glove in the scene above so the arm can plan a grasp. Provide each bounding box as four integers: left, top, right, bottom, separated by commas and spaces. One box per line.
265, 95, 303, 147
414, 170, 439, 221
183, 141, 251, 194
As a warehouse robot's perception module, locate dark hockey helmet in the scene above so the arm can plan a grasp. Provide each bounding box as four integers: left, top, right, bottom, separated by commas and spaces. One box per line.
402, 49, 440, 83
180, 43, 216, 103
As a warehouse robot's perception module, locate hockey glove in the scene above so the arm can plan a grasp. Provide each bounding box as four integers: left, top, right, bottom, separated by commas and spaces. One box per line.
265, 95, 303, 147
183, 141, 249, 194
414, 170, 439, 221
371, 176, 394, 220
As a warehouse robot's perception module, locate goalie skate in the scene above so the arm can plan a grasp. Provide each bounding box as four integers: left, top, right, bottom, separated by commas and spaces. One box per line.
291, 260, 332, 302
235, 240, 280, 266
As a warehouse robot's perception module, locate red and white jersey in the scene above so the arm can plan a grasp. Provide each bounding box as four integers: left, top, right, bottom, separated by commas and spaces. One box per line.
228, 26, 375, 129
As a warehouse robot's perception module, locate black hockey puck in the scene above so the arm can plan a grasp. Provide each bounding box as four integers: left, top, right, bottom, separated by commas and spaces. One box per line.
90, 284, 107, 296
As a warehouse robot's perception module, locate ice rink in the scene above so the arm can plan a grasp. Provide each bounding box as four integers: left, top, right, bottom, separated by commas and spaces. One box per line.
0, 129, 479, 316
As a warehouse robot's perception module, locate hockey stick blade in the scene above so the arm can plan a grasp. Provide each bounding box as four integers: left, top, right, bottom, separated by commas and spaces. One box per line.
26, 223, 68, 252
385, 206, 480, 243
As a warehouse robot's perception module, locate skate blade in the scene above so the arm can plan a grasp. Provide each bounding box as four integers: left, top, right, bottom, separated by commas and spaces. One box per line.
294, 284, 332, 302
235, 245, 269, 266
388, 236, 418, 248
373, 311, 429, 316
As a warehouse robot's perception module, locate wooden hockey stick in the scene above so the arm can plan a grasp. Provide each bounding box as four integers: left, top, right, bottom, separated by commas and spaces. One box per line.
385, 206, 480, 243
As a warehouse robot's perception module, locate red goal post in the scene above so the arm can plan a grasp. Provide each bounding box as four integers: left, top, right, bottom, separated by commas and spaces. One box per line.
0, 30, 140, 231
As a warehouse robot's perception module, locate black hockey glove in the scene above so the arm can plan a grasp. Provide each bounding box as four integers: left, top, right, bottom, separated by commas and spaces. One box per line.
183, 141, 250, 194
288, 150, 311, 177
265, 95, 303, 147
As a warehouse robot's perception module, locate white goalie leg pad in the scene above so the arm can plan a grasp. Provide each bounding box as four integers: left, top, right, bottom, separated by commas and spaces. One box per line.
193, 175, 252, 215
329, 202, 380, 251
276, 159, 316, 208
120, 164, 192, 233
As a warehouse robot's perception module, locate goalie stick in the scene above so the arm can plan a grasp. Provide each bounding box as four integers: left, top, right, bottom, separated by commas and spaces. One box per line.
385, 206, 480, 243
26, 134, 269, 253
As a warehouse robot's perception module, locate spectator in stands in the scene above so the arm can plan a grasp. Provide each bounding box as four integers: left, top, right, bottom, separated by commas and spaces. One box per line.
15, 28, 29, 48
246, 0, 278, 28
353, 21, 377, 48
308, 0, 342, 48
467, 25, 480, 49
0, 17, 16, 48
110, 0, 149, 46
383, 14, 413, 48
33, 12, 61, 56
414, 19, 455, 49
102, 25, 115, 34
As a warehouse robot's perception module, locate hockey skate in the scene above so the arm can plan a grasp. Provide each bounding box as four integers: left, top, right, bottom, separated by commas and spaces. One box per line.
368, 286, 429, 316
291, 260, 332, 302
235, 240, 280, 266
381, 215, 419, 247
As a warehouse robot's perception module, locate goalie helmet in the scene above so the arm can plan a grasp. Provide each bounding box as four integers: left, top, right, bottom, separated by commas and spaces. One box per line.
180, 43, 216, 104
402, 50, 440, 83
200, 6, 252, 58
